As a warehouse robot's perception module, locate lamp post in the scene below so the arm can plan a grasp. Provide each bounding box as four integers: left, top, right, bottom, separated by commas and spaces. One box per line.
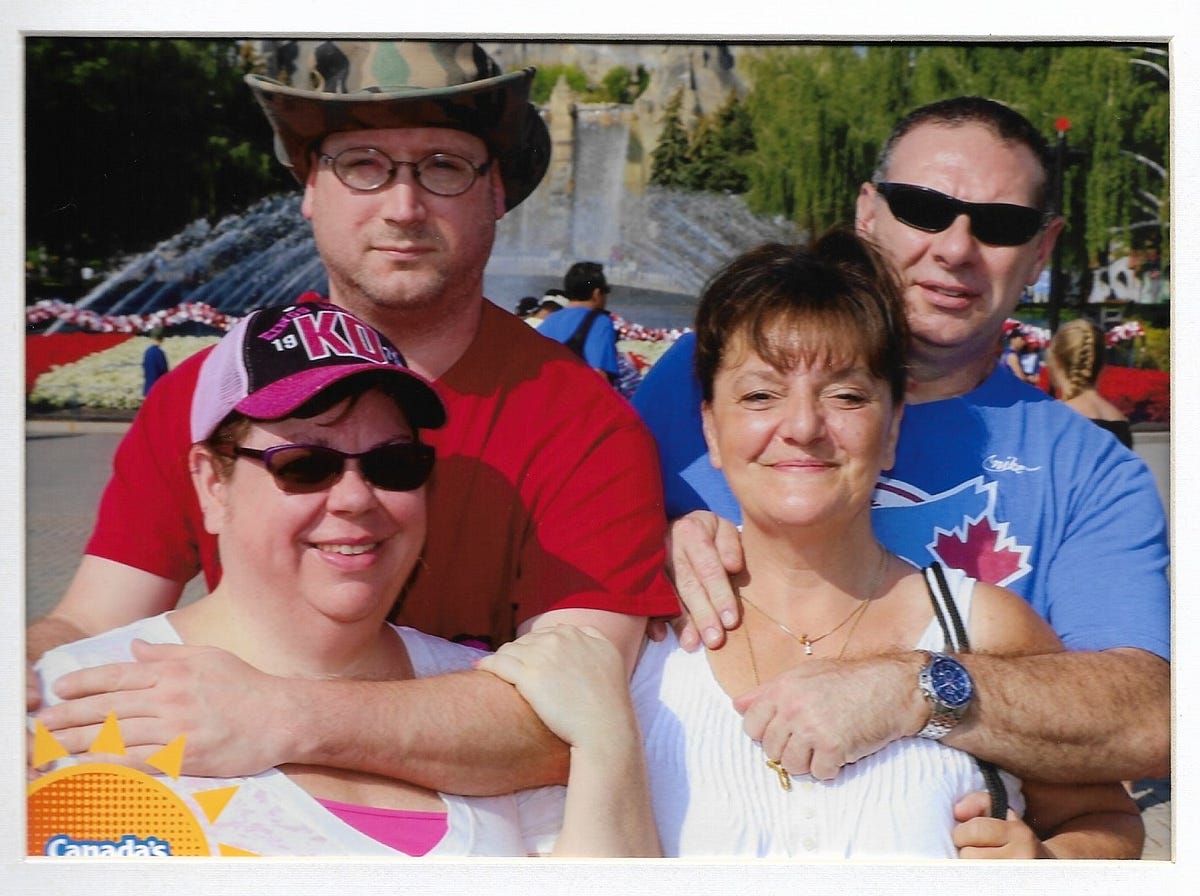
1047, 117, 1070, 335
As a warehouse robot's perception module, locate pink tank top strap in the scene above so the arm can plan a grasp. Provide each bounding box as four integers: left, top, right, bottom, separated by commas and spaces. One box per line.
317, 797, 448, 855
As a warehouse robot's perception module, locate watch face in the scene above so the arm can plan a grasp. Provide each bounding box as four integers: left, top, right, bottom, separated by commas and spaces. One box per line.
930, 656, 973, 708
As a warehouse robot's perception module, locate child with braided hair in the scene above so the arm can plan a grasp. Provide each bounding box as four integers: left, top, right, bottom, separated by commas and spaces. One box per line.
1046, 318, 1133, 448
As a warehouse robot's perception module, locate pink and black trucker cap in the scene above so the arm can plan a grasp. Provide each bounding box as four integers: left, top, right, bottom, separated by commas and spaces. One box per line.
190, 302, 446, 442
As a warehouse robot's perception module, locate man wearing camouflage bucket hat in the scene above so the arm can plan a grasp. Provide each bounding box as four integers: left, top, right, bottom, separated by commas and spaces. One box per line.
31, 40, 679, 808
246, 40, 549, 211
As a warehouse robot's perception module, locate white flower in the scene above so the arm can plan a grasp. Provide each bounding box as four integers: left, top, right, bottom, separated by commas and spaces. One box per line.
29, 336, 220, 409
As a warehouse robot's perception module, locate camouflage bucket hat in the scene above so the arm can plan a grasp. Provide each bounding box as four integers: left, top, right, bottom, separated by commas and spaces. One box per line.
245, 40, 550, 211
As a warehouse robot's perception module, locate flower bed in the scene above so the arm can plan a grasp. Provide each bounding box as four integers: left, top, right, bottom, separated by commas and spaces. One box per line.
27, 320, 1169, 426
27, 334, 219, 410
25, 333, 135, 394
1098, 365, 1170, 426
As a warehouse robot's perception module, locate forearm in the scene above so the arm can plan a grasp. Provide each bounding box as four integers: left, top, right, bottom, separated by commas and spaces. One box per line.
475, 623, 656, 856
1021, 779, 1145, 859
946, 648, 1170, 782
281, 668, 570, 796
553, 729, 660, 857
26, 615, 91, 665
27, 555, 186, 664
1040, 812, 1145, 859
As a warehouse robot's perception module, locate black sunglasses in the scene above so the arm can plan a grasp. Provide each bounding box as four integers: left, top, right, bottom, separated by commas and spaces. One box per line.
874, 182, 1047, 247
229, 442, 434, 494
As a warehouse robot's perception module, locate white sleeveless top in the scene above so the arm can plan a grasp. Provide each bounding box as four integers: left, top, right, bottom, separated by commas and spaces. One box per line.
629, 564, 1023, 858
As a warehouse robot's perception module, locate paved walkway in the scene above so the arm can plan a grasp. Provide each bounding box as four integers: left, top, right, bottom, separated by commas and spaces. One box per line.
22, 419, 1172, 859
24, 419, 208, 617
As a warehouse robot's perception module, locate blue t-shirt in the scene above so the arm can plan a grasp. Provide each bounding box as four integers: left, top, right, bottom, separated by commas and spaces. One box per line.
536, 306, 619, 375
632, 332, 1170, 659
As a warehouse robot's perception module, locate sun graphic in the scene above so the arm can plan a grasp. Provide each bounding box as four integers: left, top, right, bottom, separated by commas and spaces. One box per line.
27, 712, 258, 857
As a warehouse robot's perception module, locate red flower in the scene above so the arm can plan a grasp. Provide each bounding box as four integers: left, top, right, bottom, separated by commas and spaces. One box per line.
1097, 366, 1170, 425
25, 333, 135, 394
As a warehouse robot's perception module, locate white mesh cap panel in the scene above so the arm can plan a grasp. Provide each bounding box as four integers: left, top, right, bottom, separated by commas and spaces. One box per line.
190, 317, 253, 443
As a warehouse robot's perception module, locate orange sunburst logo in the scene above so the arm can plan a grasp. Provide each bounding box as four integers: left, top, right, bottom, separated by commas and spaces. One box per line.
28, 712, 256, 857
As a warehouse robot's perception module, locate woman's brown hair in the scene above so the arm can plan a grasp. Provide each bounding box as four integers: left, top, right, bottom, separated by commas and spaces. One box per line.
693, 229, 909, 404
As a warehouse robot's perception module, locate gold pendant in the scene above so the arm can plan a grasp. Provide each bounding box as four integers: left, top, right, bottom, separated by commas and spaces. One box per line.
766, 758, 792, 791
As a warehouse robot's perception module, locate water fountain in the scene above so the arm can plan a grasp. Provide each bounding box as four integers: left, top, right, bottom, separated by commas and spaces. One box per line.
50, 101, 800, 334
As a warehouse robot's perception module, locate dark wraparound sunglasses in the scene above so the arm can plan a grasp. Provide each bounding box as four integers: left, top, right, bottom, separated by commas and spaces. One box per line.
874, 182, 1048, 247
229, 442, 435, 494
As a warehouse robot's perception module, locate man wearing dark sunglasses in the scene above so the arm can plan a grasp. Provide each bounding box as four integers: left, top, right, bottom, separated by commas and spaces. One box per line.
635, 96, 1168, 795
853, 98, 1064, 404
30, 41, 680, 798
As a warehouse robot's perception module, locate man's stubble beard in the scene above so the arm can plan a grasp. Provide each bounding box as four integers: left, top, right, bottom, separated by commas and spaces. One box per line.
330, 232, 493, 327
345, 263, 453, 316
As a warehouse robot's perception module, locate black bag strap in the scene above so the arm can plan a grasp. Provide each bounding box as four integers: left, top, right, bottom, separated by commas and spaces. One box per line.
922, 563, 1009, 820
564, 308, 603, 358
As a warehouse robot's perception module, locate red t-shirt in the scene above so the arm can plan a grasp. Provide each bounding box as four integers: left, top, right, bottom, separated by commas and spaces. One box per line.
86, 299, 679, 648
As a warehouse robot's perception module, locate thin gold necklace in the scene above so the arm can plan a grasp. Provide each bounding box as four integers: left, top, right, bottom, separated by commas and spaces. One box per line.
739, 547, 890, 656
741, 547, 890, 792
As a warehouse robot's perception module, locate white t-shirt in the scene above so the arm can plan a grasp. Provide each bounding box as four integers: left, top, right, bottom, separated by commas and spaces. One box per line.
34, 615, 565, 857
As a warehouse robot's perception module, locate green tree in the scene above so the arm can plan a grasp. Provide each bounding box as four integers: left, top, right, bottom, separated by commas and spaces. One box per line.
530, 63, 589, 105
735, 42, 1169, 268
687, 93, 754, 193
597, 64, 650, 104
649, 89, 693, 188
743, 46, 873, 235
25, 37, 291, 293
599, 66, 633, 103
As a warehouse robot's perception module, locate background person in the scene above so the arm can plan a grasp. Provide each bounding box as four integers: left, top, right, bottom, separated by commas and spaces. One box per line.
29, 39, 679, 798
541, 288, 569, 310
536, 261, 620, 382
514, 295, 541, 319
525, 293, 566, 329
999, 323, 1038, 385
1045, 318, 1133, 448
31, 302, 657, 857
633, 95, 1169, 788
141, 327, 169, 396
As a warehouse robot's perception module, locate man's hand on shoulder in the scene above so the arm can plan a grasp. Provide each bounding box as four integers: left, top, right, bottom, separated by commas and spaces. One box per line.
35, 640, 299, 777
27, 555, 190, 710
665, 511, 744, 650
27, 613, 99, 713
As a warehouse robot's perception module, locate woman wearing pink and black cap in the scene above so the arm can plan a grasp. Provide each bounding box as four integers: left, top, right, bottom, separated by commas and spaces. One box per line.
30, 302, 657, 857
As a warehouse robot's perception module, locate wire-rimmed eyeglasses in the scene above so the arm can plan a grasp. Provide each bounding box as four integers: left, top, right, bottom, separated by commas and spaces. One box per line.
319, 147, 492, 196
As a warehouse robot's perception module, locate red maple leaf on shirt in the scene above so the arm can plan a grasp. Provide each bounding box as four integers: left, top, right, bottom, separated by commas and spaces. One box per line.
933, 517, 1027, 585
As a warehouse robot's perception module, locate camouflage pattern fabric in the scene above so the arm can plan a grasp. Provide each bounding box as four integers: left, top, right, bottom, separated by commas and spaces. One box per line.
259, 41, 502, 95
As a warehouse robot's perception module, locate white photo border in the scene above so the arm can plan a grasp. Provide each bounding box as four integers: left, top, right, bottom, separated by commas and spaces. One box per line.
4, 3, 1196, 894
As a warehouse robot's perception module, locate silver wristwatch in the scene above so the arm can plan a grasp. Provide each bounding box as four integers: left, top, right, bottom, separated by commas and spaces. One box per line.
916, 650, 973, 740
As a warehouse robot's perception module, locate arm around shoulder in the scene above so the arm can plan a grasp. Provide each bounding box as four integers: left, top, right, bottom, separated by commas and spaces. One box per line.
287, 610, 653, 798
950, 583, 1169, 781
